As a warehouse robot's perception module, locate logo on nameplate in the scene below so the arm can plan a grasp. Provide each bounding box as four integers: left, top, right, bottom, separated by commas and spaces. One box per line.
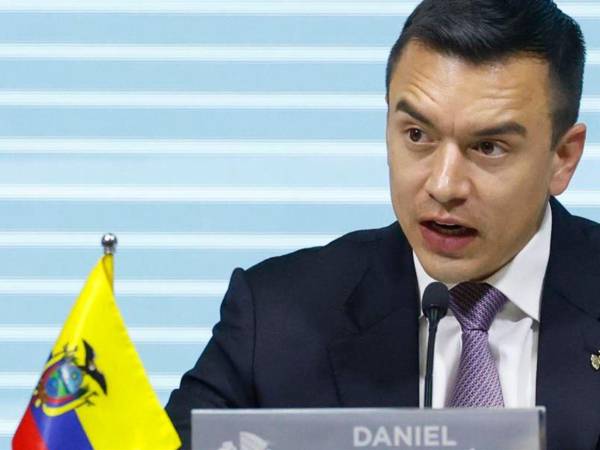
218, 432, 271, 450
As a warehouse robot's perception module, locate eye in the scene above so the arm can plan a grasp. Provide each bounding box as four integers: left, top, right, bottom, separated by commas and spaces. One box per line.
473, 141, 505, 157
406, 128, 430, 143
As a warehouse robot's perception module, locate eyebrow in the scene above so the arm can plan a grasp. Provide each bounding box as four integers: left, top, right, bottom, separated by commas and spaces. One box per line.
395, 98, 528, 138
395, 99, 434, 128
472, 122, 528, 138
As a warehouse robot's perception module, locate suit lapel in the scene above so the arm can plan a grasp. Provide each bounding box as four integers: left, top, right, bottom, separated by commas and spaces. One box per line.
537, 198, 600, 450
326, 199, 600, 446
327, 223, 421, 407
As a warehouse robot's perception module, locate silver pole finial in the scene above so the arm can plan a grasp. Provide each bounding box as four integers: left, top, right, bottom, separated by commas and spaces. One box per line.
101, 233, 118, 255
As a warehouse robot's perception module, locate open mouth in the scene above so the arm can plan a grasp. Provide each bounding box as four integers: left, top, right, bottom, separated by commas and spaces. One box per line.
422, 221, 477, 237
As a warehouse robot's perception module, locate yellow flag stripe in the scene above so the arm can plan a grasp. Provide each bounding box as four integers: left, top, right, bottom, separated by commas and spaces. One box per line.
47, 255, 180, 450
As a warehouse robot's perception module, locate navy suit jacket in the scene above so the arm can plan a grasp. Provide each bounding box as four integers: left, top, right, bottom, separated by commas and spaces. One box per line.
166, 198, 600, 450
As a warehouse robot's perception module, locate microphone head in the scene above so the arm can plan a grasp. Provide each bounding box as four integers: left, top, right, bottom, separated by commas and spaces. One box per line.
422, 282, 449, 320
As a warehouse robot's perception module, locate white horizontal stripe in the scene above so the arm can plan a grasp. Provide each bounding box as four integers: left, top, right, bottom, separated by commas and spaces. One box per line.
559, 3, 600, 18
582, 96, 600, 113
589, 50, 600, 66
2, 138, 600, 158
557, 190, 600, 207
0, 372, 37, 388
0, 138, 385, 156
0, 371, 181, 390
0, 91, 598, 112
1, 139, 600, 158
0, 420, 15, 439
0, 185, 390, 203
0, 185, 595, 206
583, 144, 600, 159
0, 279, 227, 296
0, 91, 385, 109
0, 232, 335, 250
0, 1, 421, 15
0, 325, 212, 343
0, 44, 599, 65
0, 1, 594, 17
0, 44, 390, 62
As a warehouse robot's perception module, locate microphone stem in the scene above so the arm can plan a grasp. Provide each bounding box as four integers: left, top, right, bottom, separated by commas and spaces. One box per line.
424, 309, 440, 408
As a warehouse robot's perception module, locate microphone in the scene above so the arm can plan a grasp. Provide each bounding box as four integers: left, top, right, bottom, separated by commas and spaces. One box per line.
422, 282, 449, 408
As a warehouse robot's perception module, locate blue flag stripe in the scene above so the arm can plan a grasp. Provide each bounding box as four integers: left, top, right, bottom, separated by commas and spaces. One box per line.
30, 403, 93, 450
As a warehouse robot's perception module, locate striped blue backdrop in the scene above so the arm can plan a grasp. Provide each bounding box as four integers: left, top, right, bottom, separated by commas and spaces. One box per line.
0, 1, 599, 447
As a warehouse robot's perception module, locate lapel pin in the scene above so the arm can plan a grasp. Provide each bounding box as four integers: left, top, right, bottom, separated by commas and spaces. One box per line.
591, 352, 600, 371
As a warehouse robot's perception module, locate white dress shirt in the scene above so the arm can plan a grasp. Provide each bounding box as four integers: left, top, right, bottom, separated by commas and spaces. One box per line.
416, 203, 552, 408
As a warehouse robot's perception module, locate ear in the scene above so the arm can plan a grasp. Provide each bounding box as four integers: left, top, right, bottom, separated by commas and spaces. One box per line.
549, 123, 586, 196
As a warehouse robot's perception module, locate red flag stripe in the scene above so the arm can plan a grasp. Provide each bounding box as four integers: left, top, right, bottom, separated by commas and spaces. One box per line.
12, 405, 49, 450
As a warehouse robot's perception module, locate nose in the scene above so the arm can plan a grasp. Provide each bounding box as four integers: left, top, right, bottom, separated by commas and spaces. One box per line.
424, 142, 471, 207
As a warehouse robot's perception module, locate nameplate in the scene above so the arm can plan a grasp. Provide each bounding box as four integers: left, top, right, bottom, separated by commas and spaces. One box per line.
191, 407, 545, 450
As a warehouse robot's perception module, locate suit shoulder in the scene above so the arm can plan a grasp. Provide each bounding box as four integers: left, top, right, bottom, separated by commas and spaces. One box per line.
240, 223, 399, 301
246, 225, 388, 276
571, 214, 600, 245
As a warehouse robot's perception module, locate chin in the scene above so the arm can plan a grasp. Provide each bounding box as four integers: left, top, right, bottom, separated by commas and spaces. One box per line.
426, 269, 468, 284
419, 257, 483, 284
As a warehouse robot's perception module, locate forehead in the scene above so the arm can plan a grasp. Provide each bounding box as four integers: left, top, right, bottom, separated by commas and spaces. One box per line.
388, 41, 552, 126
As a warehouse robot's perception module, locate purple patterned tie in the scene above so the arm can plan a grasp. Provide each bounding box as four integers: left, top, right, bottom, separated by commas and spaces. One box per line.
448, 283, 508, 407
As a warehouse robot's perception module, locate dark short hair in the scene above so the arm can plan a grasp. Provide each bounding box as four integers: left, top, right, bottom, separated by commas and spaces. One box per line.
385, 0, 586, 146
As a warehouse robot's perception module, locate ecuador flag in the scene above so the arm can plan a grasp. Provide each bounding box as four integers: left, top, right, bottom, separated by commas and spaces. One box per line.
12, 254, 181, 450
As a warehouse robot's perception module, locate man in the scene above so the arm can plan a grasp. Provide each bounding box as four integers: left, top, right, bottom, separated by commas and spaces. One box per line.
166, 1, 599, 449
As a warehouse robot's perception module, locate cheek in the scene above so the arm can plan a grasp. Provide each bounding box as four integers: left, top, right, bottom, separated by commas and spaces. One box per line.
388, 158, 430, 224
387, 137, 426, 186
481, 161, 551, 213
388, 156, 420, 198
474, 174, 545, 241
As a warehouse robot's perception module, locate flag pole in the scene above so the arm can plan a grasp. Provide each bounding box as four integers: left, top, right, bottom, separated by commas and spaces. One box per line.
101, 233, 118, 289
101, 233, 118, 255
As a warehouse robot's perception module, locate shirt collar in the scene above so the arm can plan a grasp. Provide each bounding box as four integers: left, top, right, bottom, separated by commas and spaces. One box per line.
414, 202, 552, 321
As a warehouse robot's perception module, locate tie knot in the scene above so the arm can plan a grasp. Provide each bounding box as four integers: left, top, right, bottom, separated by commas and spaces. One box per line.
449, 283, 508, 331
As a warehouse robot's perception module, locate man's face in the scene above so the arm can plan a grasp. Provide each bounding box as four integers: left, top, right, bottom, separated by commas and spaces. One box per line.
386, 41, 582, 283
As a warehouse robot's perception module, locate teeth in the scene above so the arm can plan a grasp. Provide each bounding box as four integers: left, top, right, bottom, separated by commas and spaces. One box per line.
430, 221, 470, 236
435, 222, 460, 228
